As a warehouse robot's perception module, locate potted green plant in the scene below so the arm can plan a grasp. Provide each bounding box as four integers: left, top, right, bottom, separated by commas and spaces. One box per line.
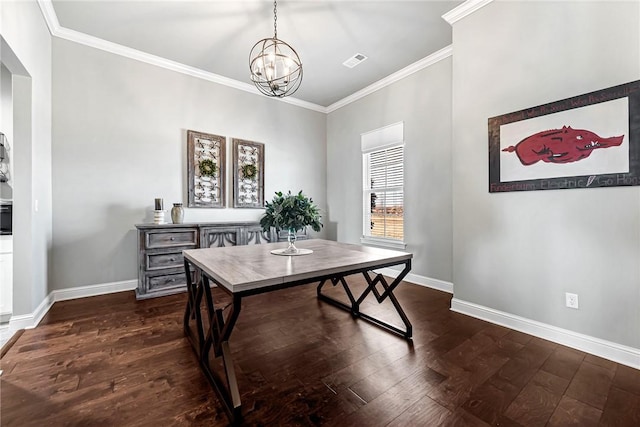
260, 190, 322, 254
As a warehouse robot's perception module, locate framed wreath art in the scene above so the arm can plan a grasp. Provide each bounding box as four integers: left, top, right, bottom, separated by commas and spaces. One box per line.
232, 138, 264, 208
187, 130, 226, 208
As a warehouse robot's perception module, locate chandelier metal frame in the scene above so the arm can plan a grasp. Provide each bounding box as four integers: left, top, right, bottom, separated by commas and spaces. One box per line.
249, 0, 303, 98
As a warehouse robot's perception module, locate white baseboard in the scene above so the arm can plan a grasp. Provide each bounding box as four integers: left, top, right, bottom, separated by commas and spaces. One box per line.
451, 298, 640, 370
7, 279, 137, 332
374, 268, 454, 294
52, 279, 137, 302
8, 292, 55, 331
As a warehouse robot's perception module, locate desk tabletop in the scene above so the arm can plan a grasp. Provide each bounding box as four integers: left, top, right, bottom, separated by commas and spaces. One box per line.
183, 239, 412, 294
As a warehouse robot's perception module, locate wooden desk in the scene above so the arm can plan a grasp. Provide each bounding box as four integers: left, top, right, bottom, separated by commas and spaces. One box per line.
182, 239, 413, 424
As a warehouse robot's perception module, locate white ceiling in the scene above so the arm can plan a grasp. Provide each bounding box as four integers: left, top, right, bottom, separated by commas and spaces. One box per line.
50, 1, 463, 109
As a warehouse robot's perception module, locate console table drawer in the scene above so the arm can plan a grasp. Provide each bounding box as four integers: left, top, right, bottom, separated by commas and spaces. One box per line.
145, 229, 198, 249
147, 272, 187, 291
146, 251, 185, 270
136, 222, 282, 299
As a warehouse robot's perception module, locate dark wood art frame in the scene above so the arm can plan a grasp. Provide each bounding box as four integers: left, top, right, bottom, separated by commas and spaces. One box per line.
187, 130, 226, 208
232, 138, 265, 208
489, 80, 640, 192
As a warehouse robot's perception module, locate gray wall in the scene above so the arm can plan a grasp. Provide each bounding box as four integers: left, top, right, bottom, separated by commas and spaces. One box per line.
327, 58, 453, 282
451, 1, 640, 348
1, 0, 53, 317
51, 38, 327, 290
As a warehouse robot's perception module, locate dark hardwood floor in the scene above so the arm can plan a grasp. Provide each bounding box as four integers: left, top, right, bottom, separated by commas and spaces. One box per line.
1, 277, 639, 426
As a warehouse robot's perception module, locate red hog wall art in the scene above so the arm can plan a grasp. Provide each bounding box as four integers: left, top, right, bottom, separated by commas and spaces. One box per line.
487, 79, 640, 192
502, 126, 625, 166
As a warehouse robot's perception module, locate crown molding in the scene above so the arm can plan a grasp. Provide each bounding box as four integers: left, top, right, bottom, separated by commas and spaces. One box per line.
442, 0, 494, 25
326, 45, 453, 114
37, 0, 60, 34
36, 0, 327, 113
37, 0, 454, 115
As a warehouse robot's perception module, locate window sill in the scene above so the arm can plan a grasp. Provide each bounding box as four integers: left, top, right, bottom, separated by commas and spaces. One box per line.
360, 237, 407, 251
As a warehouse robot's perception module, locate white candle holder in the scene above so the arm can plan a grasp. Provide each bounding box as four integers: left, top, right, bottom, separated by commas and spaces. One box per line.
153, 210, 166, 224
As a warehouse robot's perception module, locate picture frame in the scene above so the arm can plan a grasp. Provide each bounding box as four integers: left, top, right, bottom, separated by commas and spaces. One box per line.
232, 138, 265, 208
187, 130, 226, 208
488, 80, 640, 192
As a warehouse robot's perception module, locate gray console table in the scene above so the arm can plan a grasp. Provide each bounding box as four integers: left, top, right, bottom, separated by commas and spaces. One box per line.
135, 222, 307, 299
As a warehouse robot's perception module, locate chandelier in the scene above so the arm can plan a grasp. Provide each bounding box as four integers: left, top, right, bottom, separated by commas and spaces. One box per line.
249, 0, 303, 97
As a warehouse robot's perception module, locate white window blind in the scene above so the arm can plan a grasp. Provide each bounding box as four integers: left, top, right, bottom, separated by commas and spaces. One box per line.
363, 145, 404, 242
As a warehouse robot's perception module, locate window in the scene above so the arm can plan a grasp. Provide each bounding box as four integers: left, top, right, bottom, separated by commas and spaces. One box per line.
361, 122, 405, 249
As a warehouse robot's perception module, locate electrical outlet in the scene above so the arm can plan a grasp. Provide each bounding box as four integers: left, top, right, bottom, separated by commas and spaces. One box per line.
565, 292, 579, 309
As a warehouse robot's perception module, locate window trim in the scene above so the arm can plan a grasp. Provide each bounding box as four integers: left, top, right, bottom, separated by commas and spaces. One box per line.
360, 235, 407, 250
361, 122, 405, 248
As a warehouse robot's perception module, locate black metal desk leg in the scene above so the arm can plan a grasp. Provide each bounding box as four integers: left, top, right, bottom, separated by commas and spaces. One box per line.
359, 260, 412, 338
183, 259, 205, 354
317, 260, 413, 339
183, 266, 244, 424
317, 277, 359, 315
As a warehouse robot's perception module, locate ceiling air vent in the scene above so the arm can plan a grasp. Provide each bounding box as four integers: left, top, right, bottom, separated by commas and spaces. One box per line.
343, 53, 368, 69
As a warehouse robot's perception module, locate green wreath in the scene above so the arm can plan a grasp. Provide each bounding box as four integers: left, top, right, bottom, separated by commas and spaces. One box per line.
241, 164, 258, 180
199, 159, 217, 177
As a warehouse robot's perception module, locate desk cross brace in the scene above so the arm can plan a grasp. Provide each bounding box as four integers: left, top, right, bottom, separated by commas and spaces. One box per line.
316, 259, 413, 339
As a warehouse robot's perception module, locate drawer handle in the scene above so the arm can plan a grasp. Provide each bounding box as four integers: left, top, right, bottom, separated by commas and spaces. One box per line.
170, 237, 175, 241
170, 257, 175, 262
